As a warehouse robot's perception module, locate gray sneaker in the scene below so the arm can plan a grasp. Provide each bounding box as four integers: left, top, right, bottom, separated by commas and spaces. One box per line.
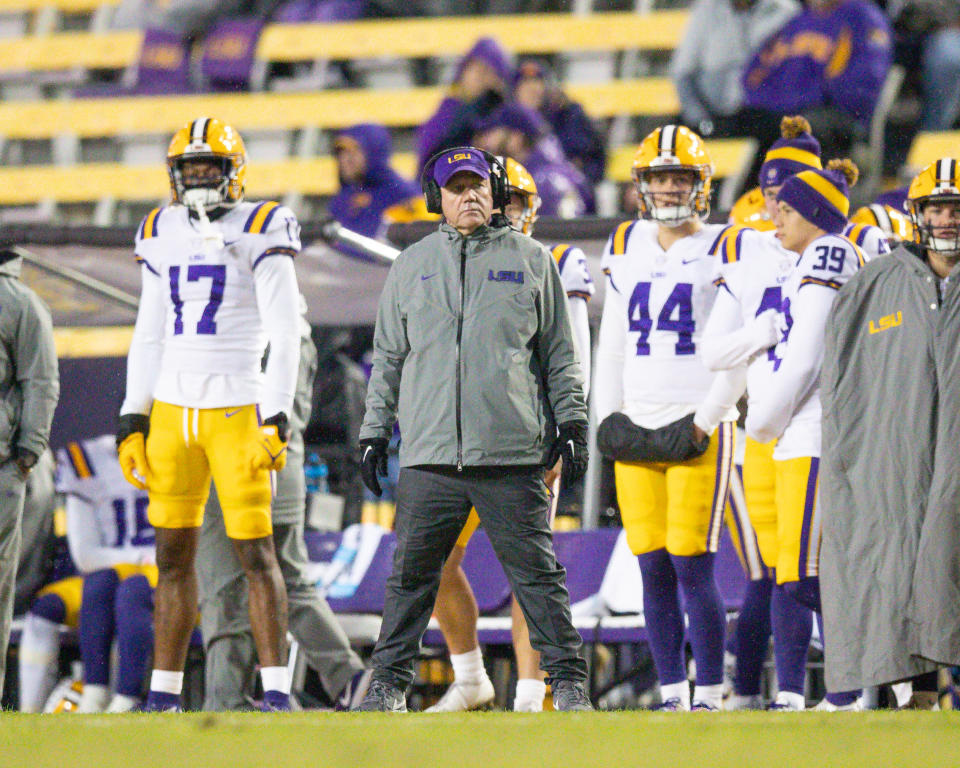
355, 679, 408, 712
552, 680, 593, 712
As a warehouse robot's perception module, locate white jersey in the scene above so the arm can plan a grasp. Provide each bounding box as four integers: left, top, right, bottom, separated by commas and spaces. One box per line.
56, 435, 154, 573
548, 243, 595, 301
746, 232, 865, 458
595, 219, 739, 431
121, 201, 302, 417
705, 227, 795, 401
843, 220, 891, 261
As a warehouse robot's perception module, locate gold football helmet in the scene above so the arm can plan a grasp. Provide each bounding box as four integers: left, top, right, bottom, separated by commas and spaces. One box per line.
167, 117, 247, 211
502, 156, 541, 235
849, 203, 913, 244
631, 124, 713, 225
729, 186, 775, 232
907, 158, 960, 253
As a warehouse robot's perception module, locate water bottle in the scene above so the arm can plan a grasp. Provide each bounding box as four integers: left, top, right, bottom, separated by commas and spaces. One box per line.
304, 452, 326, 495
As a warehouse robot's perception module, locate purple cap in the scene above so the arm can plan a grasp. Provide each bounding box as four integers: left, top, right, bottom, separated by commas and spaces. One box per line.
433, 148, 490, 187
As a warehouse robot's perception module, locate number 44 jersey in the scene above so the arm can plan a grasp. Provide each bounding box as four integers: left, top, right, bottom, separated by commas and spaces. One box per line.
124, 200, 301, 416
596, 219, 736, 430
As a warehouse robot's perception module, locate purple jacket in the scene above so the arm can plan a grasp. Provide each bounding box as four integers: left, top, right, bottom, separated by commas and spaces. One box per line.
742, 0, 892, 124
525, 145, 590, 217
328, 123, 420, 241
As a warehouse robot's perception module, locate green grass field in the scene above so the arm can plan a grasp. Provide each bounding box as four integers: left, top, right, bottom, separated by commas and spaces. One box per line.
2, 711, 959, 768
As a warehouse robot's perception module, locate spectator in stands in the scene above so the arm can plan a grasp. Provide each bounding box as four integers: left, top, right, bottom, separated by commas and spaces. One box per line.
888, 0, 960, 130
0, 245, 58, 699
416, 37, 514, 171
474, 102, 593, 215
512, 58, 607, 188
328, 124, 431, 247
197, 300, 371, 712
671, 0, 800, 141
742, 0, 893, 159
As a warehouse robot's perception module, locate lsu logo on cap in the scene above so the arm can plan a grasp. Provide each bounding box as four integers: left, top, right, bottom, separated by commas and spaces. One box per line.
449, 152, 472, 163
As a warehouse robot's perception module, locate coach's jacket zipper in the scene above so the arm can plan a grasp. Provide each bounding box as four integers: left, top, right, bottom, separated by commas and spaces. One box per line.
455, 237, 467, 471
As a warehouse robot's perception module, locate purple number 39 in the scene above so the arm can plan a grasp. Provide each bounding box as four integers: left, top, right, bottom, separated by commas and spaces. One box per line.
169, 264, 226, 335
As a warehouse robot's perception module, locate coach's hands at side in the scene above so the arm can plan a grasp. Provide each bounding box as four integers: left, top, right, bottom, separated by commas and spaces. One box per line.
116, 413, 152, 490
254, 412, 290, 473
359, 438, 389, 497
546, 422, 589, 490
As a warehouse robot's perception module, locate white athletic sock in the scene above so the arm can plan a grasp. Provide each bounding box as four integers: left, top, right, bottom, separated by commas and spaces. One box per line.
775, 691, 805, 710
260, 666, 290, 694
450, 647, 486, 684
660, 681, 690, 708
18, 614, 62, 713
150, 669, 184, 695
78, 683, 111, 713
513, 679, 546, 711
693, 683, 724, 710
107, 694, 141, 713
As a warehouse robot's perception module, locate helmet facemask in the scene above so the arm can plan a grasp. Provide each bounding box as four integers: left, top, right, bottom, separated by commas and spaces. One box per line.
633, 166, 708, 227
168, 152, 242, 214
910, 195, 960, 258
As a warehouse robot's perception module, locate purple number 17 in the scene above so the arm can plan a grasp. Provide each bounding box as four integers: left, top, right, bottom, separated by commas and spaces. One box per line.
169, 264, 226, 335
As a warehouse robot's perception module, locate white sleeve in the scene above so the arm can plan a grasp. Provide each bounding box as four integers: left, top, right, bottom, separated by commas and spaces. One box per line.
568, 297, 592, 398
66, 495, 143, 573
594, 278, 626, 422
694, 366, 747, 435
120, 264, 165, 415
701, 285, 780, 371
254, 254, 301, 418
746, 284, 835, 443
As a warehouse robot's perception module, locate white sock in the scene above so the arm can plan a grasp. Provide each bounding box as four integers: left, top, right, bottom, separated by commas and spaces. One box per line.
78, 683, 111, 713
18, 614, 61, 713
891, 682, 913, 708
107, 694, 141, 713
693, 683, 724, 709
660, 681, 690, 708
260, 666, 290, 694
775, 691, 805, 710
150, 669, 184, 695
514, 679, 546, 711
450, 647, 486, 684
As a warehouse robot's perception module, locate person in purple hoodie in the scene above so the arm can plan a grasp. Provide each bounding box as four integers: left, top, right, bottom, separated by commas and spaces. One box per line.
328, 123, 430, 248
742, 0, 892, 159
416, 37, 513, 172
474, 102, 594, 216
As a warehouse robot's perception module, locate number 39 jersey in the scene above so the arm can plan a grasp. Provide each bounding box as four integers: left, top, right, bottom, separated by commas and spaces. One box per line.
595, 219, 730, 429
56, 435, 154, 558
125, 200, 301, 414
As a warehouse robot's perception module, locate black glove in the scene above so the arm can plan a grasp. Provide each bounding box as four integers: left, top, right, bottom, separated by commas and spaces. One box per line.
116, 413, 150, 449
545, 422, 589, 490
359, 438, 389, 497
262, 412, 290, 443
597, 412, 709, 463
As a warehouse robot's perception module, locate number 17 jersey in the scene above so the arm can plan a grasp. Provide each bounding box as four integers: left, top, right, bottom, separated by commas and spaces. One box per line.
596, 220, 729, 429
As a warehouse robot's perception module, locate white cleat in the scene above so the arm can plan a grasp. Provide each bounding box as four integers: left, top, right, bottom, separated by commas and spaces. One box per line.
424, 677, 495, 712
513, 698, 543, 713
813, 697, 863, 712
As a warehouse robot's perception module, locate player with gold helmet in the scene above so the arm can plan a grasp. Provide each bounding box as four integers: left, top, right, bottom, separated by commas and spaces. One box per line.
117, 117, 301, 712
426, 156, 595, 714
595, 124, 745, 712
849, 203, 913, 248
817, 158, 960, 711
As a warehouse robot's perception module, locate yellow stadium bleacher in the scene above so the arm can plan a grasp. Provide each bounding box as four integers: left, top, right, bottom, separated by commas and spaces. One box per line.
0, 77, 679, 139
0, 0, 117, 11
0, 10, 688, 75
907, 131, 960, 169
0, 138, 755, 207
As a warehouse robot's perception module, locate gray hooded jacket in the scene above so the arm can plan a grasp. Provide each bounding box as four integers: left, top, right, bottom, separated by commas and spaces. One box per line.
0, 250, 58, 464
360, 221, 586, 468
820, 243, 940, 690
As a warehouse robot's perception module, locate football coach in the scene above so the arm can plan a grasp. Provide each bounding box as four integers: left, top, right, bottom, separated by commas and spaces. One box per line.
355, 146, 592, 712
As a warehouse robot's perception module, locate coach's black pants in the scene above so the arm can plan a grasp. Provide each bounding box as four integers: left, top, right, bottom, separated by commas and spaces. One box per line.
370, 465, 587, 689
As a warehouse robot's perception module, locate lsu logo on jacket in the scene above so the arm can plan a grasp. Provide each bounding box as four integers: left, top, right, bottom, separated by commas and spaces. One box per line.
868, 311, 902, 335
488, 270, 524, 284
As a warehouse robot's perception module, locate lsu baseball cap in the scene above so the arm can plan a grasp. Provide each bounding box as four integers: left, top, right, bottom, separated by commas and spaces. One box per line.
433, 148, 490, 187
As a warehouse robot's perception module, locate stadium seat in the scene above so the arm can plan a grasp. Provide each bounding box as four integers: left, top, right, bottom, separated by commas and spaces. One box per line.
907, 130, 960, 169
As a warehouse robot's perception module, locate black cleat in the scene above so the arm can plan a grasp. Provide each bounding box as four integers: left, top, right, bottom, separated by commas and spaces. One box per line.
552, 680, 593, 712
355, 679, 408, 712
